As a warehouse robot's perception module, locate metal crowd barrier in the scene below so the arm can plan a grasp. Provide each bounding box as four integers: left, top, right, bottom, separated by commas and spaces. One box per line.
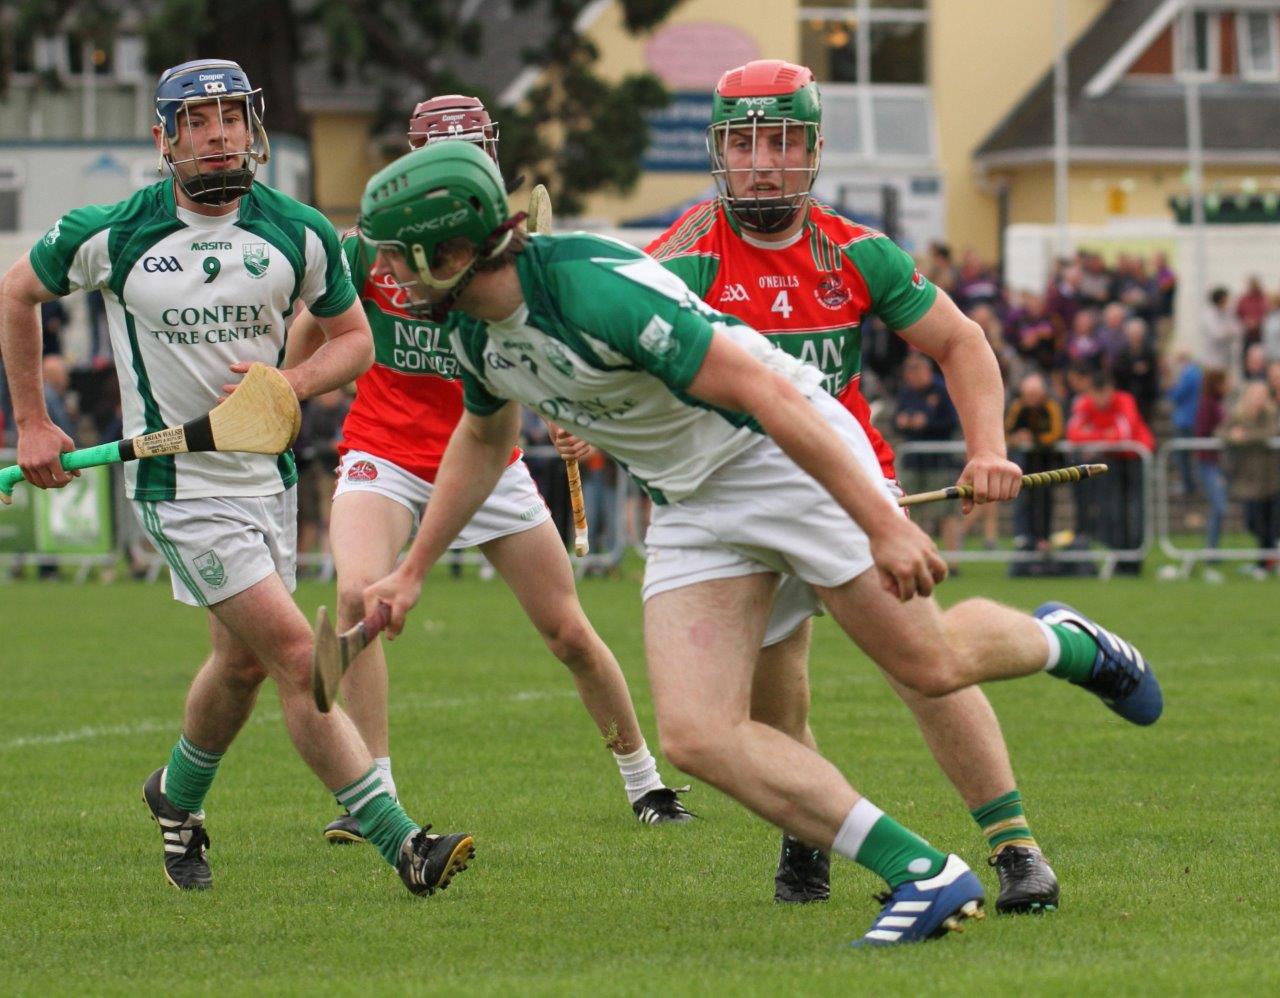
1155, 436, 1280, 578
17, 436, 1278, 586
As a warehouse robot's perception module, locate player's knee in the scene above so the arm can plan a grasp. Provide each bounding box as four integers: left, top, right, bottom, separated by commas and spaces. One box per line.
658, 718, 731, 779
221, 652, 268, 691
336, 576, 374, 622
541, 613, 597, 669
898, 658, 966, 698
268, 633, 314, 693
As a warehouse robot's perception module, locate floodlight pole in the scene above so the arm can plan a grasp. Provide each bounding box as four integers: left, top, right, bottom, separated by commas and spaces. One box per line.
1182, 2, 1209, 345
1053, 0, 1070, 259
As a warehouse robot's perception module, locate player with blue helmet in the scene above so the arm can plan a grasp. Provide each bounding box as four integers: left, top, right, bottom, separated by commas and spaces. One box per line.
153, 58, 270, 205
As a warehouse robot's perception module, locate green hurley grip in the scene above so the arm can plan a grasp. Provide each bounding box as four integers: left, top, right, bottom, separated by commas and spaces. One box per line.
0, 440, 124, 499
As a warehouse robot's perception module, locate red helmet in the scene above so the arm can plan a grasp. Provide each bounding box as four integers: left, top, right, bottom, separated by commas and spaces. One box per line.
407, 94, 499, 162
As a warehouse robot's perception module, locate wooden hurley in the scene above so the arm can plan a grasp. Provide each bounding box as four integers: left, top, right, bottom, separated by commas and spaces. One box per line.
527, 182, 590, 556
311, 603, 391, 713
0, 362, 301, 504
896, 463, 1109, 508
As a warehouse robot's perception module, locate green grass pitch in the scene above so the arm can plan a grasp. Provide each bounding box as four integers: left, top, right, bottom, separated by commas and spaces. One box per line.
2, 564, 1277, 995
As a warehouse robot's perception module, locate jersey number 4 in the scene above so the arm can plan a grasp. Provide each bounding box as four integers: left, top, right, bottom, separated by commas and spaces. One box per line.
771, 290, 794, 320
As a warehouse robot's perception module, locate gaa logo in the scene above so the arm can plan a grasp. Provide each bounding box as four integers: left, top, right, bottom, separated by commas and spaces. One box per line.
719, 283, 750, 303
346, 460, 378, 482
143, 255, 183, 273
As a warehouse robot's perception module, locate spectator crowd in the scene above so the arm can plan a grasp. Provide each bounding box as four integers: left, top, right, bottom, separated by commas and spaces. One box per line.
871, 245, 1280, 577
3, 245, 1279, 580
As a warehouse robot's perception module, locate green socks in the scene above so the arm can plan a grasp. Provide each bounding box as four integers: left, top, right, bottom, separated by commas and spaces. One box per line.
833, 799, 948, 889
1045, 622, 1098, 683
335, 767, 419, 866
164, 734, 223, 813
971, 789, 1039, 854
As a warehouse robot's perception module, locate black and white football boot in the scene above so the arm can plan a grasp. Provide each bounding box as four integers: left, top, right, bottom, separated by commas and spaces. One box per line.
323, 810, 365, 845
396, 826, 475, 897
632, 786, 696, 824
142, 767, 212, 890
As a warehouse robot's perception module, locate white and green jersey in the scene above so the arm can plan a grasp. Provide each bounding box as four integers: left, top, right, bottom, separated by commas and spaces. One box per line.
28, 180, 356, 500
450, 233, 824, 504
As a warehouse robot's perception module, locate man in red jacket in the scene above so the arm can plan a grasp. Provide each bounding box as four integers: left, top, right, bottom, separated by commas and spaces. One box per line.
1066, 372, 1153, 570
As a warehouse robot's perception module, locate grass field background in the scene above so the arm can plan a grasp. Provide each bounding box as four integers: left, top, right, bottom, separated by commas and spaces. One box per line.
2, 564, 1277, 995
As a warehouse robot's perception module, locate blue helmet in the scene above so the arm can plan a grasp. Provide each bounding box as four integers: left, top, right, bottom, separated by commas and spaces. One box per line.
154, 59, 269, 205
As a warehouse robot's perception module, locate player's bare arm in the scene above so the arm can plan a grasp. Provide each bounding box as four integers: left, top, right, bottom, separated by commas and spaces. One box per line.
898, 290, 1023, 510
687, 330, 947, 601
364, 400, 523, 636
0, 254, 77, 489
281, 303, 324, 370
223, 299, 372, 403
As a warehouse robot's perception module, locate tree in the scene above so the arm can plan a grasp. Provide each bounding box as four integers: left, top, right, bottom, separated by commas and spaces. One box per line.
1, 0, 682, 213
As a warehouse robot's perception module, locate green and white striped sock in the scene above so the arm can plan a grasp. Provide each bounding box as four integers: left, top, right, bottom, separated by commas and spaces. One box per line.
163, 734, 223, 813
335, 767, 419, 867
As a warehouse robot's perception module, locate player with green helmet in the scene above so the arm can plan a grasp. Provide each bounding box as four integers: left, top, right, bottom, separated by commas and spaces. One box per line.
358, 139, 1162, 947
288, 100, 691, 845
358, 141, 524, 321
706, 59, 823, 234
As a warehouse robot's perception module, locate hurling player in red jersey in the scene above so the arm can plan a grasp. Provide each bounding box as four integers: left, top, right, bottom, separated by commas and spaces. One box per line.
559, 60, 1060, 913
287, 96, 691, 841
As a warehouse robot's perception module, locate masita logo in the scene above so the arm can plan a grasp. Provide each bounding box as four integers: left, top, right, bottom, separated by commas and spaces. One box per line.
143, 256, 183, 273
191, 241, 232, 251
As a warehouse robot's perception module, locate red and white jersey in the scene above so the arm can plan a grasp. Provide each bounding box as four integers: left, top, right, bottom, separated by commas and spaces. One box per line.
646, 200, 938, 479
337, 234, 518, 482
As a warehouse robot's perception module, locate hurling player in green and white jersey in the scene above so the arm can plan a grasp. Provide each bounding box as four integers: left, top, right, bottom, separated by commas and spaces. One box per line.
0, 59, 472, 897
353, 142, 1163, 947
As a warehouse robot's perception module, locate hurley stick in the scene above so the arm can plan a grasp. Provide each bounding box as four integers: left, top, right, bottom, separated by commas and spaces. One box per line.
311, 603, 391, 713
896, 463, 1109, 508
0, 363, 301, 505
527, 182, 589, 556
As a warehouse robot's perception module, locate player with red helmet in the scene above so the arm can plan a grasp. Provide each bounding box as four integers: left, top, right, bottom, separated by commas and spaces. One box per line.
287, 96, 691, 845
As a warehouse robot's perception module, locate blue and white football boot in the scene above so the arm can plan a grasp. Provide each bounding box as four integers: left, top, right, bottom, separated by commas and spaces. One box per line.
852, 855, 985, 948
1035, 601, 1163, 726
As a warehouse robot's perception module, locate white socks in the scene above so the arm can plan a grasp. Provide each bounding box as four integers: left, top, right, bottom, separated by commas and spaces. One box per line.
1035, 618, 1062, 672
374, 756, 397, 801
613, 741, 664, 804
831, 798, 885, 861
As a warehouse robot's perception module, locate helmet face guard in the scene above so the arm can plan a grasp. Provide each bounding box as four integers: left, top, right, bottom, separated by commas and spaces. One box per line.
408, 94, 500, 162
155, 59, 270, 206
708, 60, 823, 234
707, 116, 821, 234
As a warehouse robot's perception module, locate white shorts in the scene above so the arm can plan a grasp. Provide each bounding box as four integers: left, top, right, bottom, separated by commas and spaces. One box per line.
334, 450, 550, 549
133, 488, 297, 608
760, 480, 905, 647
642, 392, 897, 614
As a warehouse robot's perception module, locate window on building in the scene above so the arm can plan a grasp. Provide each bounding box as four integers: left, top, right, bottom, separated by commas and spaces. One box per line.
1176, 9, 1220, 79
0, 161, 22, 233
1239, 11, 1279, 80
798, 0, 932, 161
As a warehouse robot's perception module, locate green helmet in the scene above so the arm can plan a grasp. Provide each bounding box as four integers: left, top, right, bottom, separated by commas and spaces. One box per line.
707, 60, 823, 234
358, 141, 514, 315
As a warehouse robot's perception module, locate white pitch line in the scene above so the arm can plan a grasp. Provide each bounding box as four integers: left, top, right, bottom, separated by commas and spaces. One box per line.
0, 687, 578, 753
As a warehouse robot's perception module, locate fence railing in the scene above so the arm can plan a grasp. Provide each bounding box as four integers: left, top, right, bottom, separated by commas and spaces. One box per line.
4, 437, 1277, 584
